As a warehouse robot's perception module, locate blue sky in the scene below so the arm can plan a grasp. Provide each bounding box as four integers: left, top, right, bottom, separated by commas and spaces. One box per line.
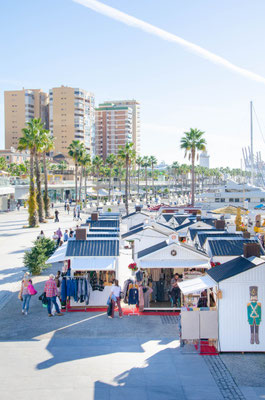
1, 0, 265, 167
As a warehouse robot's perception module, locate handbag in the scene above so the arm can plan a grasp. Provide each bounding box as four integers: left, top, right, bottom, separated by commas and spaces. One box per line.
107, 302, 112, 316
18, 292, 23, 301
28, 283, 37, 295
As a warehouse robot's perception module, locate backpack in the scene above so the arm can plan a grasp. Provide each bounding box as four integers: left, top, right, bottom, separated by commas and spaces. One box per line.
28, 283, 37, 295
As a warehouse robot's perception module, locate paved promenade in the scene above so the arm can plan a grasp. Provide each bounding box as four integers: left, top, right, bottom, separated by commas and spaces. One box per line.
0, 208, 264, 399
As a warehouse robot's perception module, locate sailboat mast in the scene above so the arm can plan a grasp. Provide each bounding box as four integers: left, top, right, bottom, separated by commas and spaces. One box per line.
250, 100, 254, 185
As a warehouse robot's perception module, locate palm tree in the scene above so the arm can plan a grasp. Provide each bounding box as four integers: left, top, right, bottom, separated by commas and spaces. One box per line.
68, 140, 83, 203
118, 143, 135, 215
92, 155, 104, 207
79, 151, 91, 206
18, 119, 39, 227
149, 156, 157, 197
42, 133, 54, 218
58, 160, 68, 174
0, 157, 7, 171
136, 156, 142, 198
180, 128, 206, 206
106, 154, 116, 202
115, 158, 124, 192
77, 143, 86, 202
141, 156, 151, 203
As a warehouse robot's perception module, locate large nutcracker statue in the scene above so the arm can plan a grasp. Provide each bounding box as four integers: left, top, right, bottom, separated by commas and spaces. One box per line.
247, 286, 262, 345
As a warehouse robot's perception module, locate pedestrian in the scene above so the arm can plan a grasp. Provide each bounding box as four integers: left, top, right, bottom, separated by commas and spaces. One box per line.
108, 279, 123, 319
67, 203, 70, 214
55, 271, 62, 297
63, 229, 69, 242
170, 273, 181, 307
69, 227, 74, 236
19, 274, 32, 315
44, 274, 64, 317
77, 207, 82, 221
54, 209, 59, 222
56, 227, 63, 246
51, 202, 54, 209
64, 201, 67, 211
73, 207, 76, 221
52, 231, 58, 243
69, 198, 72, 206
37, 230, 45, 240
17, 202, 20, 211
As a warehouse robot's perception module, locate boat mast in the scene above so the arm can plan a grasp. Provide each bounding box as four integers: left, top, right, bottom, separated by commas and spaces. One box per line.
250, 100, 254, 185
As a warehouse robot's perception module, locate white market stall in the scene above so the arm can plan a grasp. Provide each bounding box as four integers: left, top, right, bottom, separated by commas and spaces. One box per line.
64, 238, 119, 308
135, 234, 210, 310
178, 251, 265, 352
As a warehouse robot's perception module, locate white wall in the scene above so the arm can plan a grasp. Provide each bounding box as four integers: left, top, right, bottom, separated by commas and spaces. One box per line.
218, 263, 265, 352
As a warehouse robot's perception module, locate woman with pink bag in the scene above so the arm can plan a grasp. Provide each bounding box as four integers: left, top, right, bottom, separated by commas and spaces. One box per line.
19, 273, 37, 315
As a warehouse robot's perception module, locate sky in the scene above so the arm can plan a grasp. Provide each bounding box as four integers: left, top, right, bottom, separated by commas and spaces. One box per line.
1, 0, 265, 168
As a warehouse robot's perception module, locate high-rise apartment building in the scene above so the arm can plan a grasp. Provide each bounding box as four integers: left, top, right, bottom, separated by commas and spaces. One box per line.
95, 103, 133, 159
49, 86, 95, 157
111, 100, 140, 154
4, 89, 48, 149
95, 100, 140, 159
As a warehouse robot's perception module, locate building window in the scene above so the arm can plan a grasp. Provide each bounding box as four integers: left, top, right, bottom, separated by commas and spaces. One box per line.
235, 198, 240, 203
229, 198, 234, 202
220, 198, 225, 202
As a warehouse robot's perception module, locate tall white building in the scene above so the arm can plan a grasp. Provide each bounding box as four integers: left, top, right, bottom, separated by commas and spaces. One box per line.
199, 151, 210, 168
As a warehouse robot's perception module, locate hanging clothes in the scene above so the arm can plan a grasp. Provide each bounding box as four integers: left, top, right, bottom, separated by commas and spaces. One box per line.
61, 278, 67, 302
128, 288, 139, 305
143, 286, 153, 308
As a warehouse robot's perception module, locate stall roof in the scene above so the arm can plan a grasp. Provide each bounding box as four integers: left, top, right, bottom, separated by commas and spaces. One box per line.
207, 239, 264, 257
129, 222, 144, 231
178, 275, 217, 294
45, 242, 67, 264
122, 211, 149, 220
138, 240, 168, 258
174, 216, 188, 225
174, 221, 194, 232
207, 256, 264, 282
189, 228, 218, 241
140, 259, 210, 269
122, 226, 145, 239
86, 233, 119, 238
89, 227, 119, 232
66, 240, 119, 257
87, 219, 120, 229
197, 232, 243, 247
71, 257, 116, 271
162, 214, 174, 222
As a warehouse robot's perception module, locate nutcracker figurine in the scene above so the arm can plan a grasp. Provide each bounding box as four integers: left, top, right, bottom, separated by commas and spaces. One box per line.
247, 286, 262, 345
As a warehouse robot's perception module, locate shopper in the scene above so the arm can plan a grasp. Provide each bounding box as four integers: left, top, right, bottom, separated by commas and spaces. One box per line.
37, 230, 45, 240
55, 271, 62, 297
56, 228, 63, 246
109, 279, 123, 319
52, 231, 59, 244
67, 203, 70, 214
44, 274, 64, 317
73, 207, 77, 221
64, 201, 67, 211
63, 229, 69, 242
170, 273, 181, 307
54, 209, 59, 222
19, 275, 31, 315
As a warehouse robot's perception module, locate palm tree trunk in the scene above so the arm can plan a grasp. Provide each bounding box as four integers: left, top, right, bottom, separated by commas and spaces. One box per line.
128, 164, 131, 199
108, 169, 111, 202
119, 168, 122, 191
79, 166, 83, 202
75, 163, 78, 203
28, 150, 38, 227
84, 169, 87, 207
152, 165, 154, 197
191, 149, 195, 206
145, 167, 148, 203
137, 167, 140, 197
96, 170, 99, 207
35, 152, 44, 223
125, 156, 129, 215
43, 152, 50, 218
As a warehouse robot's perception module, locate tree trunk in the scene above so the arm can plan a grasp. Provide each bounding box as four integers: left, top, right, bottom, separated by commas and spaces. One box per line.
35, 152, 44, 223
125, 156, 129, 215
128, 164, 131, 200
43, 152, 50, 218
96, 170, 99, 207
152, 165, 154, 197
137, 167, 140, 197
75, 163, 78, 203
108, 168, 111, 202
191, 149, 195, 206
84, 169, 87, 207
145, 167, 148, 203
79, 166, 83, 202
28, 150, 38, 227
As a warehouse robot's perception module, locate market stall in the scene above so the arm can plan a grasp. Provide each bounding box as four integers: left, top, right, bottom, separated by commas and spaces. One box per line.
61, 238, 119, 309
178, 247, 265, 352
135, 234, 210, 310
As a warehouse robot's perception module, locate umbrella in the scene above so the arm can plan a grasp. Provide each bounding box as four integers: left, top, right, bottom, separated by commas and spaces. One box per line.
212, 205, 249, 215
